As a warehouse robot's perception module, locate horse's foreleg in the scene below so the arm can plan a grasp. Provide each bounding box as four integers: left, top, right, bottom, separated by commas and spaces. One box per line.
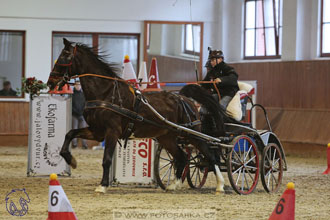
158, 136, 187, 191
60, 127, 99, 169
95, 133, 118, 194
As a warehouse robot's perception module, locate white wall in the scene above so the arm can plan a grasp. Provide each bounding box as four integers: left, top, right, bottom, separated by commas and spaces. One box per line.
0, 0, 219, 100
0, 0, 327, 100
219, 0, 324, 62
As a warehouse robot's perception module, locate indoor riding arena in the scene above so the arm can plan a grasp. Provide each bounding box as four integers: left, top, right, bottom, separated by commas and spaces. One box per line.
0, 1, 329, 220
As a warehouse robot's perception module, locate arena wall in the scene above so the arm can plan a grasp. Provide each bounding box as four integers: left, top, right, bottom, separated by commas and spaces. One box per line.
0, 0, 328, 154
231, 60, 330, 151
1, 60, 329, 150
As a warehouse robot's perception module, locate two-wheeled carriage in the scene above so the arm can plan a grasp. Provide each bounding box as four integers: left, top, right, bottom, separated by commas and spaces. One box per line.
48, 39, 286, 194
154, 96, 287, 195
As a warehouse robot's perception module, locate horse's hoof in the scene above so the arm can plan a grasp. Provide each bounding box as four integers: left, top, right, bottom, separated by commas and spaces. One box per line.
215, 190, 222, 195
95, 185, 107, 193
71, 156, 77, 169
166, 181, 182, 191
166, 184, 176, 191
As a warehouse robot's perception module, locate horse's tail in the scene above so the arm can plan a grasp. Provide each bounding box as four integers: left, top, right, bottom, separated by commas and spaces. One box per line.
179, 84, 225, 136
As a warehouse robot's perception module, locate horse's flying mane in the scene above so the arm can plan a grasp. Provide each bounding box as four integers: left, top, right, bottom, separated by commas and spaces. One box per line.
76, 42, 121, 78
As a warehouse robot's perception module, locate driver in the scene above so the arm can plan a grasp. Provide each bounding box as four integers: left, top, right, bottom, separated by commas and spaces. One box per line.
202, 48, 239, 111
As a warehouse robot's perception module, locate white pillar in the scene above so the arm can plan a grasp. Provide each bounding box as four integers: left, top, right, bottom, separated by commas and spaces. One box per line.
221, 0, 244, 62
282, 0, 298, 60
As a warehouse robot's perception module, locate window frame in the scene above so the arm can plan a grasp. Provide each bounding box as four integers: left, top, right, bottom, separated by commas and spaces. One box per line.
0, 30, 25, 99
184, 24, 201, 56
243, 0, 282, 60
51, 31, 140, 71
146, 23, 151, 50
321, 0, 330, 57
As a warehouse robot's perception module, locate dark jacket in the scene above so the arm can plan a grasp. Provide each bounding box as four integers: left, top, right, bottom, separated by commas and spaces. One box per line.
0, 89, 17, 96
202, 61, 239, 98
72, 88, 85, 117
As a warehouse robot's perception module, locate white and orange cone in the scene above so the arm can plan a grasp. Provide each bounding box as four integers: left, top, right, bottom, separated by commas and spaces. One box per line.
137, 61, 148, 90
122, 55, 139, 89
47, 173, 78, 220
268, 182, 295, 220
147, 57, 161, 91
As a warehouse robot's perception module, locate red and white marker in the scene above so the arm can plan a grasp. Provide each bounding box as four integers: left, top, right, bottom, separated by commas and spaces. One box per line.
322, 143, 330, 174
46, 173, 78, 220
268, 182, 295, 220
147, 57, 161, 90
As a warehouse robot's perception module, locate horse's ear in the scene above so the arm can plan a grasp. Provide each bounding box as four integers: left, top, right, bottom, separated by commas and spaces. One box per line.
63, 38, 71, 47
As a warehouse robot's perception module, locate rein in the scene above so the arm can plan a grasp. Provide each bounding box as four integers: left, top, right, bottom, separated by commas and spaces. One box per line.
73, 73, 222, 98
72, 73, 128, 84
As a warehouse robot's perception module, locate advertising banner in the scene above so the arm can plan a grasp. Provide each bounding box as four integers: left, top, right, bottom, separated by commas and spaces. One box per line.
113, 139, 155, 184
27, 95, 71, 176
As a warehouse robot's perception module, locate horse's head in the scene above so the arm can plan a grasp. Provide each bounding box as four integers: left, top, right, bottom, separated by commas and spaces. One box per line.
47, 38, 78, 90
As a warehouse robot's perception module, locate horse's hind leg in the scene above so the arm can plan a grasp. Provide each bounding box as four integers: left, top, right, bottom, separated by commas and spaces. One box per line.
191, 139, 225, 194
158, 135, 187, 191
60, 127, 101, 169
95, 131, 119, 193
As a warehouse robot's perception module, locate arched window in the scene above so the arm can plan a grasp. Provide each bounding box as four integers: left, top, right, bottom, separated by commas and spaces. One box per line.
244, 0, 282, 59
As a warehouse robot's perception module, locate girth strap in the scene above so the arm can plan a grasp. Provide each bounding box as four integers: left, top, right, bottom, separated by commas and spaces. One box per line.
122, 93, 142, 148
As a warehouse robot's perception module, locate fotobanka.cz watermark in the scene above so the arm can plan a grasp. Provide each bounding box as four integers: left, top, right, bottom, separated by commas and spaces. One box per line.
113, 208, 216, 220
4, 188, 30, 217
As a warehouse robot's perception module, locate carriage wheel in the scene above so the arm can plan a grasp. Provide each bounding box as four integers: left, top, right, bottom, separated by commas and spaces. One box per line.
227, 135, 259, 195
154, 145, 186, 190
186, 147, 208, 189
260, 143, 283, 193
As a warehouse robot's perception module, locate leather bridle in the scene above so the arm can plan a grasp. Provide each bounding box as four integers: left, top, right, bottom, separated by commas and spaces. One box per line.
49, 46, 77, 88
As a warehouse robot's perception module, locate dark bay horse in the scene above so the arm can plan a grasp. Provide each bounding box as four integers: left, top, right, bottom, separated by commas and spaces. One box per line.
47, 38, 226, 194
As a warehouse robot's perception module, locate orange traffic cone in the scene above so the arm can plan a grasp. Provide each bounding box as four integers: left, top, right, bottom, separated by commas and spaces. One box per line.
48, 84, 73, 94
322, 143, 330, 174
46, 173, 78, 220
268, 182, 295, 220
138, 61, 148, 90
122, 55, 139, 89
146, 57, 161, 91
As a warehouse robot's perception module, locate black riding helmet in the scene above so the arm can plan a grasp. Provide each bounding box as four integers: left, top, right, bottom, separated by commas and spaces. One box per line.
205, 47, 224, 68
208, 47, 224, 59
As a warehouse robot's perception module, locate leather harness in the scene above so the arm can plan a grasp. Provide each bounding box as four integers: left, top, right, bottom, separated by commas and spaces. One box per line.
85, 90, 201, 147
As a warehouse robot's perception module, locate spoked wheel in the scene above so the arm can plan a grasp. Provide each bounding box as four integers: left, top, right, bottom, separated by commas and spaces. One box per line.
260, 143, 283, 193
186, 147, 208, 189
154, 145, 186, 190
227, 135, 259, 195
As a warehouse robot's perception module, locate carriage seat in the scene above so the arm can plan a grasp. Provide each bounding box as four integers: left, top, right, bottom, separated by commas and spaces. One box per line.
226, 82, 254, 121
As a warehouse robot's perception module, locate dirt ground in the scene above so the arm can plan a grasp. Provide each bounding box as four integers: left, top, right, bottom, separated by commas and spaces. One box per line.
0, 146, 329, 220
